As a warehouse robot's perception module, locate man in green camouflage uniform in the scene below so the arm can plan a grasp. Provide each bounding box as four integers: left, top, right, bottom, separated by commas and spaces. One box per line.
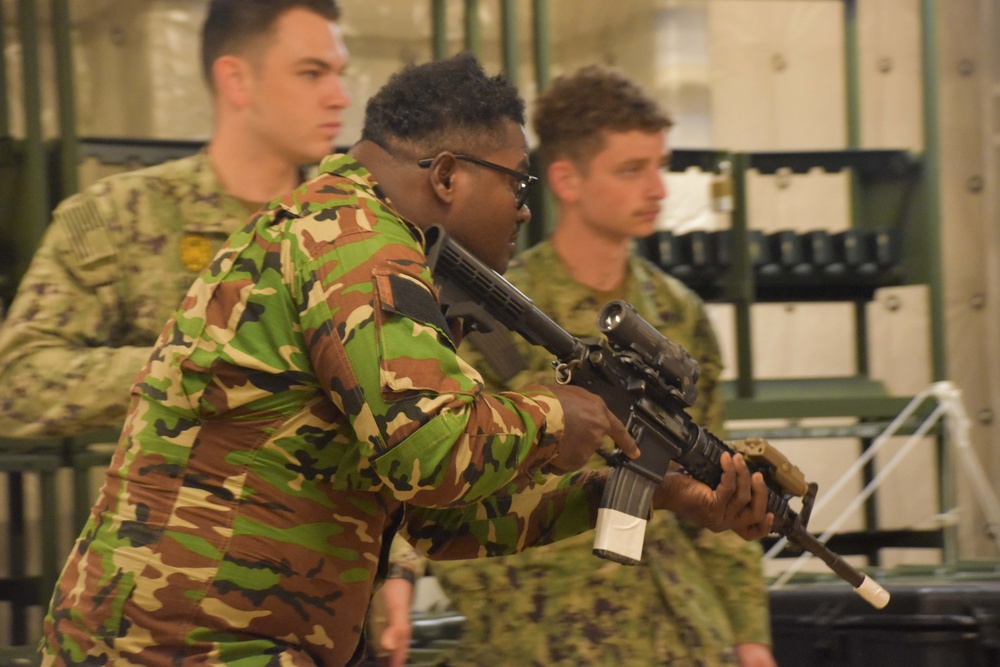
38, 53, 773, 667
0, 2, 421, 662
433, 66, 776, 666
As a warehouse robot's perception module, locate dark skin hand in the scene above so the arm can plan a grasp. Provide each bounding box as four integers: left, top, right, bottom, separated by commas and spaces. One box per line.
654, 452, 774, 541
542, 384, 768, 540
544, 384, 638, 475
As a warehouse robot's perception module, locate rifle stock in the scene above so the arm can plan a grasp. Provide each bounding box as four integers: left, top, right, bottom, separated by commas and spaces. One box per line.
425, 226, 889, 609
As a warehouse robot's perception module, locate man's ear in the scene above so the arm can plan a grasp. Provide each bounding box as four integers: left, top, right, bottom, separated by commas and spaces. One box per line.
426, 153, 462, 205
546, 159, 582, 204
212, 55, 253, 107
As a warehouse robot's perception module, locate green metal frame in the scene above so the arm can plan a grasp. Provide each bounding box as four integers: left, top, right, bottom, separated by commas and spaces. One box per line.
532, 0, 550, 91
918, 0, 946, 384
52, 0, 78, 199
2, 0, 79, 307
0, 1, 9, 136
464, 0, 481, 56
500, 0, 518, 86
918, 0, 955, 565
0, 447, 61, 646
432, 0, 447, 60
12, 0, 50, 291
430, 0, 552, 89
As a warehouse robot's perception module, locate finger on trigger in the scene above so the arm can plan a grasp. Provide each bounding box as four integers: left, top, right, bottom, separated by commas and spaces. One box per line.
609, 412, 640, 459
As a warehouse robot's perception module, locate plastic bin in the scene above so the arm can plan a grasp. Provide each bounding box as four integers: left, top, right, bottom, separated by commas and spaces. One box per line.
770, 574, 1000, 666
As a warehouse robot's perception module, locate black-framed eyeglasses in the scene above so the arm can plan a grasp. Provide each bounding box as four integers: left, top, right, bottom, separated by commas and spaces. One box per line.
418, 153, 538, 209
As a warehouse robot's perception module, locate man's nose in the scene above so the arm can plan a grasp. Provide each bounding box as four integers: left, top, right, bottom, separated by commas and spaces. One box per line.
517, 201, 532, 225
651, 171, 667, 200
326, 76, 351, 108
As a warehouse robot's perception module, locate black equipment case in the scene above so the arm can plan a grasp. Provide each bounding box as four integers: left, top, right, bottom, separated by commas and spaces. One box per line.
769, 569, 1000, 666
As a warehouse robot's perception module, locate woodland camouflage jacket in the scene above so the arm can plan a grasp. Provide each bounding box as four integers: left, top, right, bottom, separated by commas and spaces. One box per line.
40, 154, 606, 667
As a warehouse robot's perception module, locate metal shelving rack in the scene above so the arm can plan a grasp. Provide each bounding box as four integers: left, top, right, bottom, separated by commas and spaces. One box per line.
427, 0, 949, 563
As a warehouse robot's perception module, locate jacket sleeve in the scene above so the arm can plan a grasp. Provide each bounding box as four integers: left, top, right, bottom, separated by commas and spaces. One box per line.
399, 468, 607, 560
290, 215, 580, 516
387, 533, 427, 579
0, 192, 151, 438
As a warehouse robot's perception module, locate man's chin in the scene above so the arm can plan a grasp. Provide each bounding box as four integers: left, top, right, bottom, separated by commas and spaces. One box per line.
634, 215, 660, 237
305, 143, 338, 165
491, 244, 517, 275
445, 229, 509, 274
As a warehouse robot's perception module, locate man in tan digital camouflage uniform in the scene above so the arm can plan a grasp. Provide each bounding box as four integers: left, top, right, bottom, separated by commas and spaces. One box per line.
433, 65, 777, 666
0, 0, 346, 437
38, 53, 773, 666
0, 2, 417, 663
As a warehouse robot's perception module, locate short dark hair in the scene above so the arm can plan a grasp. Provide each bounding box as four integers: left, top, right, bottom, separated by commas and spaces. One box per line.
533, 64, 673, 171
201, 0, 341, 87
361, 52, 526, 158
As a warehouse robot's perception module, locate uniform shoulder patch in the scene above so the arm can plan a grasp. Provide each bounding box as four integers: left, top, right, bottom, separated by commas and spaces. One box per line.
56, 198, 117, 266
383, 273, 451, 337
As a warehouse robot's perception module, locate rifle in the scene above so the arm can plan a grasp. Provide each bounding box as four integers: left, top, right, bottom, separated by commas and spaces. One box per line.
425, 226, 890, 610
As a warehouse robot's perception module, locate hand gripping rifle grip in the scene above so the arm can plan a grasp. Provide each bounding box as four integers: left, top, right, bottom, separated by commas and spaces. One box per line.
680, 426, 890, 609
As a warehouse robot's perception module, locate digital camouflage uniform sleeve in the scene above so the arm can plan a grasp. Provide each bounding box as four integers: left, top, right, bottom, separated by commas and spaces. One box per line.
388, 534, 426, 579
0, 189, 157, 437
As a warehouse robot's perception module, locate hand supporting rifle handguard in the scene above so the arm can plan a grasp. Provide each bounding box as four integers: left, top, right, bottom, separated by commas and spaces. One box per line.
425, 226, 890, 609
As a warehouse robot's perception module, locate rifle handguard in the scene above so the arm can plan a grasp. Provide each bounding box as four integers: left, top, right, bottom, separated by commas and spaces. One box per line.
728, 437, 809, 498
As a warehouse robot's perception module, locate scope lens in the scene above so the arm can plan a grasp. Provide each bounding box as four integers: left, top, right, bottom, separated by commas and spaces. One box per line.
600, 303, 624, 331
